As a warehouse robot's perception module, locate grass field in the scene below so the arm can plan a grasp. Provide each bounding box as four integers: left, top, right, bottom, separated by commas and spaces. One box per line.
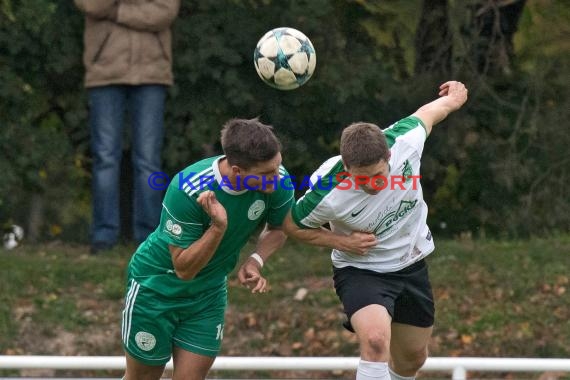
0, 235, 569, 379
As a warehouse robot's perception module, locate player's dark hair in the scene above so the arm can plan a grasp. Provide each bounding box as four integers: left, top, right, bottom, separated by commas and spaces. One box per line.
340, 122, 390, 168
221, 118, 281, 169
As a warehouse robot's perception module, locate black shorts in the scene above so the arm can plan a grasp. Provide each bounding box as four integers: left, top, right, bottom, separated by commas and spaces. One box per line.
333, 259, 435, 332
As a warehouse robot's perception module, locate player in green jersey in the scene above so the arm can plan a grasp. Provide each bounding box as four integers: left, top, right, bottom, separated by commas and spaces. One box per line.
284, 81, 468, 380
121, 118, 294, 380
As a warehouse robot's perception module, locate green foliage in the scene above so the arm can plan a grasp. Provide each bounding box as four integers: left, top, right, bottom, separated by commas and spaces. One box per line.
164, 0, 404, 175
0, 0, 568, 240
0, 0, 89, 238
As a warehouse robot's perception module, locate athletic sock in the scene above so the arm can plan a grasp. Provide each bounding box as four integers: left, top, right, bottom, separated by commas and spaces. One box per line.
356, 359, 390, 380
389, 367, 415, 380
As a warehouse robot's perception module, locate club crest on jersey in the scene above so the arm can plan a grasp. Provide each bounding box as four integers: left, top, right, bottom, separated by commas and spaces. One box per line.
135, 331, 156, 351
402, 160, 413, 182
165, 219, 182, 236
248, 200, 265, 220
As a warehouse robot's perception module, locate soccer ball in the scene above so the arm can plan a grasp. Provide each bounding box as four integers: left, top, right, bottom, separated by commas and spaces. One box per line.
2, 224, 24, 250
254, 27, 316, 90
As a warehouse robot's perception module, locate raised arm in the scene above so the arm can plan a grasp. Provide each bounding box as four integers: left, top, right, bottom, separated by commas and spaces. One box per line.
169, 191, 227, 281
412, 81, 468, 135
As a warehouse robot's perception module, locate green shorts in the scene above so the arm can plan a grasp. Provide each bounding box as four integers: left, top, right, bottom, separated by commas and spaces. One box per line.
121, 279, 227, 366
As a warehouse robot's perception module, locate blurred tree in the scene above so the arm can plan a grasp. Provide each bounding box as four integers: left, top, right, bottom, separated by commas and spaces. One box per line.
0, 0, 567, 241
420, 0, 569, 237
415, 0, 452, 77
0, 0, 89, 241
469, 0, 527, 75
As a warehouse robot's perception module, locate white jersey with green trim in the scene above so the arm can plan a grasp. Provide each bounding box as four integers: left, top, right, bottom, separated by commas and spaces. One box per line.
291, 116, 434, 273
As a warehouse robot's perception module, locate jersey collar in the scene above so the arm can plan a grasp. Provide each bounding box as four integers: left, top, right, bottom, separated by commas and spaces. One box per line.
213, 156, 248, 196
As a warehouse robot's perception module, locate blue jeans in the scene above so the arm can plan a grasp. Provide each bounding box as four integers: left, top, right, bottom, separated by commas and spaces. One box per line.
88, 85, 166, 245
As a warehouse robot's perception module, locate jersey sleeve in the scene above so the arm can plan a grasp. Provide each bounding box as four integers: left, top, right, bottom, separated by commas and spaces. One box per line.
265, 167, 295, 226
291, 185, 336, 229
158, 185, 206, 248
383, 116, 428, 156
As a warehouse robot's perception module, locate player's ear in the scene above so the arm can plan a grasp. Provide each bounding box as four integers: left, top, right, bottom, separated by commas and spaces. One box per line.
231, 165, 242, 176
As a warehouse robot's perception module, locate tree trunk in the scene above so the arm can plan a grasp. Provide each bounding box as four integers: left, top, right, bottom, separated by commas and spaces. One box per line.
415, 0, 452, 78
470, 0, 527, 75
27, 193, 44, 243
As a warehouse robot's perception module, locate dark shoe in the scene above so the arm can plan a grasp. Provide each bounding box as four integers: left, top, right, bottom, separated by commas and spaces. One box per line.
90, 242, 114, 255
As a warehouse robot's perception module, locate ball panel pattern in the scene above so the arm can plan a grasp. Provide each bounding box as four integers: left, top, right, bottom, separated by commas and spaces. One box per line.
254, 27, 316, 90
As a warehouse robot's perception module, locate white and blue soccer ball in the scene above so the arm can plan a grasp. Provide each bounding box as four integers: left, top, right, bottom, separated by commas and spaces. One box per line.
3, 224, 24, 250
254, 27, 316, 90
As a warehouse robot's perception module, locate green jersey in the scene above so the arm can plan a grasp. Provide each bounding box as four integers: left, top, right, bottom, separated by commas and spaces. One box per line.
128, 156, 294, 298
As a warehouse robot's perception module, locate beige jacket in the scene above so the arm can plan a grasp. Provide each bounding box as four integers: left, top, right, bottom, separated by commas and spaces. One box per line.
74, 0, 180, 88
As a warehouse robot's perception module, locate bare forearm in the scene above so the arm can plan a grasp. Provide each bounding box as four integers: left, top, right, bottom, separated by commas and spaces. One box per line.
288, 226, 346, 250
283, 211, 377, 255
413, 96, 458, 132
255, 226, 288, 262
413, 81, 468, 134
172, 225, 225, 280
284, 213, 341, 250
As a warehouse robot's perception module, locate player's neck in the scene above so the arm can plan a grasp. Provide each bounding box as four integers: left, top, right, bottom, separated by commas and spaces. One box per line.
218, 157, 239, 188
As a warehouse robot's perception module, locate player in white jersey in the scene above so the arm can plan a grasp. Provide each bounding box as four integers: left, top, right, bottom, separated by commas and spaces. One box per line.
284, 81, 468, 380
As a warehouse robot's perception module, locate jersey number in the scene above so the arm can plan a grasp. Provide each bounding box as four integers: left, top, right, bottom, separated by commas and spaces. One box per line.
216, 323, 224, 340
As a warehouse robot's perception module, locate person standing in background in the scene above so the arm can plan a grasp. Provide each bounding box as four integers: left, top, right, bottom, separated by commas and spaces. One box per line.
74, 0, 181, 254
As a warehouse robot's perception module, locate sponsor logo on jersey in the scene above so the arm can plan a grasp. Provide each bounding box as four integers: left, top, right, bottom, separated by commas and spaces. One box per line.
351, 205, 367, 217
248, 200, 266, 220
135, 331, 156, 351
372, 199, 418, 235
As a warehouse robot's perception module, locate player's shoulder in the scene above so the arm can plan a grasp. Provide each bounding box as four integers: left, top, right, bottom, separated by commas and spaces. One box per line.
178, 156, 218, 177
278, 163, 291, 177
382, 116, 427, 147
272, 164, 295, 198
307, 156, 345, 191
313, 155, 344, 177
172, 156, 218, 186
295, 156, 345, 205
167, 156, 220, 200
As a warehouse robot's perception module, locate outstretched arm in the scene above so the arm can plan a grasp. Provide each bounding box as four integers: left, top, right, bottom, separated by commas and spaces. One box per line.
282, 211, 376, 255
412, 81, 468, 135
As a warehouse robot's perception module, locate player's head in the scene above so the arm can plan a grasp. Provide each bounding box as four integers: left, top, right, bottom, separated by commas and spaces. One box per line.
221, 118, 282, 193
340, 122, 390, 195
